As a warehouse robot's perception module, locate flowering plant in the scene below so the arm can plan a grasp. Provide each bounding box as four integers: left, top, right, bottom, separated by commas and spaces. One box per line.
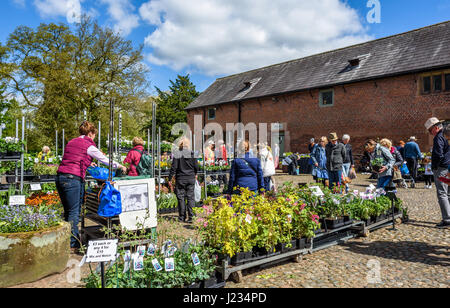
0, 203, 62, 233
0, 137, 25, 153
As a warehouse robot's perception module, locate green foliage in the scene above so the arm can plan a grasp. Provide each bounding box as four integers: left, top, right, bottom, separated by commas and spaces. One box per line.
32, 163, 58, 175
147, 75, 199, 142
1, 17, 150, 152
157, 193, 178, 210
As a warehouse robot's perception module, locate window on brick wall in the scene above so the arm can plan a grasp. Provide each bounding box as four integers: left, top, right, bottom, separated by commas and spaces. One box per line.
422, 76, 431, 94
319, 89, 334, 107
208, 108, 216, 120
433, 75, 442, 92
445, 74, 450, 91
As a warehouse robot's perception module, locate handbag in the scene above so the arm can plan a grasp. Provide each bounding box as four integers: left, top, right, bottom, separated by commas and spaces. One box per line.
349, 167, 357, 180
392, 166, 403, 181
97, 182, 122, 217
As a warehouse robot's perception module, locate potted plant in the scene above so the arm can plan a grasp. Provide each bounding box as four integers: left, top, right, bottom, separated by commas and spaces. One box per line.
371, 157, 384, 173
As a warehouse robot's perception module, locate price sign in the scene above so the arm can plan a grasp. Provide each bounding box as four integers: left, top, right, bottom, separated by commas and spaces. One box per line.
310, 186, 324, 197
86, 239, 118, 263
9, 195, 26, 206
30, 183, 42, 191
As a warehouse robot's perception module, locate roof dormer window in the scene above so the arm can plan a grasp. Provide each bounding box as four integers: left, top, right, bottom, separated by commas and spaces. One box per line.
348, 58, 360, 67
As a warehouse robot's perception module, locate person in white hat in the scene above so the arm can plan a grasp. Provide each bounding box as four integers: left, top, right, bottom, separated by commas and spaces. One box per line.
403, 135, 423, 187
425, 117, 450, 228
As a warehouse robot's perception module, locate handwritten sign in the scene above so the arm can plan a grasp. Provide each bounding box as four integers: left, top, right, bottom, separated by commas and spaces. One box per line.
86, 239, 118, 263
9, 195, 26, 206
30, 184, 42, 191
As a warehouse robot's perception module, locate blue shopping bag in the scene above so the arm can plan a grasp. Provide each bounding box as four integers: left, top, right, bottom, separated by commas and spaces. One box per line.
97, 182, 122, 217
87, 166, 115, 181
400, 163, 410, 176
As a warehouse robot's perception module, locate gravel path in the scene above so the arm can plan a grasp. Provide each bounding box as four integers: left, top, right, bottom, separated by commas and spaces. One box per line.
11, 174, 449, 288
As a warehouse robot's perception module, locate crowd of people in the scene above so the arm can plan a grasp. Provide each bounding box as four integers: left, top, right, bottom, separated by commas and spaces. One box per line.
54, 117, 449, 251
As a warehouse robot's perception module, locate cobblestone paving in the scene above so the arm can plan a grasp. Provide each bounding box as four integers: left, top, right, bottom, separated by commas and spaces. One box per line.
225, 174, 450, 288
11, 174, 449, 288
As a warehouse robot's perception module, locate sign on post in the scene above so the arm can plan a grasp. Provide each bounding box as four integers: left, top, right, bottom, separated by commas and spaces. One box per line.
86, 239, 118, 263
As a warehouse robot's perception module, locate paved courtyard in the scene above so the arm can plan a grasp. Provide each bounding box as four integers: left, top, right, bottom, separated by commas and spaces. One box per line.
11, 173, 449, 288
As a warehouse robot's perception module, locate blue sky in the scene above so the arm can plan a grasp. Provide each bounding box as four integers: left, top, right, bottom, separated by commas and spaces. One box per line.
1, 0, 449, 95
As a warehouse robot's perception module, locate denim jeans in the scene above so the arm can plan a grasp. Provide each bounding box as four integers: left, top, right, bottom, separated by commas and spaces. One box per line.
56, 174, 85, 248
329, 170, 342, 190
342, 163, 351, 191
263, 177, 272, 192
377, 176, 393, 189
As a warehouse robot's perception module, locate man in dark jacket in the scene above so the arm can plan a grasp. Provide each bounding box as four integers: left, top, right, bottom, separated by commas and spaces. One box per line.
326, 132, 347, 190
425, 118, 450, 228
169, 138, 199, 223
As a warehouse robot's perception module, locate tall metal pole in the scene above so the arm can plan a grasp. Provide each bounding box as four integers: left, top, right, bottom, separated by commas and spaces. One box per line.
15, 119, 19, 139
115, 131, 118, 158
20, 117, 25, 194
158, 127, 161, 197
147, 129, 150, 153
202, 129, 207, 199
62, 129, 65, 156
108, 99, 115, 182
152, 103, 156, 178
98, 121, 101, 149
118, 113, 122, 156
56, 130, 58, 157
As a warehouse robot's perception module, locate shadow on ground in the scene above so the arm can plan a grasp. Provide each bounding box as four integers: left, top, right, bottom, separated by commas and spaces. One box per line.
341, 240, 450, 267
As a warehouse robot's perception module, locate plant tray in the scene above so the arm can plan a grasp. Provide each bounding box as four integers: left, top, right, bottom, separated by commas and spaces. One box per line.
0, 152, 22, 160
325, 217, 345, 230
202, 275, 218, 288
230, 251, 253, 266
281, 239, 298, 253
343, 216, 353, 226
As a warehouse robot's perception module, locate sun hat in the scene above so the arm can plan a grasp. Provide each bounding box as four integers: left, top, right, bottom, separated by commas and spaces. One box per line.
409, 136, 417, 141
424, 117, 443, 130
329, 132, 338, 141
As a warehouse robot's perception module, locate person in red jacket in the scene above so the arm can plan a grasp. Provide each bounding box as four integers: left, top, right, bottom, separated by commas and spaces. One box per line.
123, 137, 145, 176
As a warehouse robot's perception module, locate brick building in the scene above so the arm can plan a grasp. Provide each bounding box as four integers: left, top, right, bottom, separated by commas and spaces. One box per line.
186, 21, 450, 158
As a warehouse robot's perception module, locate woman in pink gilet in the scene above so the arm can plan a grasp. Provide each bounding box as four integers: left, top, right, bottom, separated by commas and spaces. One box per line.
56, 121, 126, 252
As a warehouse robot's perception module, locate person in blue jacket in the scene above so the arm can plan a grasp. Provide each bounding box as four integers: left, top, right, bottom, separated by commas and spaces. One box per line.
311, 136, 329, 187
227, 140, 264, 195
403, 136, 423, 186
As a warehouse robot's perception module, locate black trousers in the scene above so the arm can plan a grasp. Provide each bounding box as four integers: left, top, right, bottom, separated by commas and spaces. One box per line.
175, 180, 195, 221
406, 158, 418, 182
424, 175, 433, 186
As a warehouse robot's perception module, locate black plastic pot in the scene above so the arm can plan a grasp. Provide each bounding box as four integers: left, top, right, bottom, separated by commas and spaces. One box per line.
0, 184, 11, 191
5, 152, 22, 160
281, 239, 298, 253
372, 165, 382, 173
230, 251, 252, 265
298, 238, 306, 249
202, 274, 218, 288
186, 281, 201, 288
343, 216, 353, 226
325, 217, 345, 230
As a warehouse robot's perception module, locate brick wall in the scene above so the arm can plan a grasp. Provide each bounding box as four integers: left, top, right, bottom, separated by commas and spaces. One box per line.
188, 72, 450, 161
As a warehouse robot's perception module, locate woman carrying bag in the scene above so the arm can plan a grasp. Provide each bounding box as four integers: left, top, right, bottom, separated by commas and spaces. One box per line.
56, 121, 126, 252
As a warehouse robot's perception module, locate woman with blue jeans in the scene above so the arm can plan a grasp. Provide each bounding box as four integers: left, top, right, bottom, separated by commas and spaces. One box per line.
311, 136, 329, 187
365, 139, 395, 189
56, 121, 126, 252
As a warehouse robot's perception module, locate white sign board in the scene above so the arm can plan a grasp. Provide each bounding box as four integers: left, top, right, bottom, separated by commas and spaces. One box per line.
9, 195, 26, 206
114, 178, 157, 231
309, 186, 324, 197
30, 183, 42, 191
86, 239, 118, 263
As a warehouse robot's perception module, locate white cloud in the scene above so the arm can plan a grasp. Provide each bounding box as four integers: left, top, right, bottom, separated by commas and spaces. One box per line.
12, 0, 26, 8
33, 0, 82, 23
100, 0, 140, 36
139, 0, 373, 76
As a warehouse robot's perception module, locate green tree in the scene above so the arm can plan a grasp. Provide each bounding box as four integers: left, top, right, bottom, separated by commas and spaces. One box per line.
0, 16, 150, 151
148, 75, 199, 142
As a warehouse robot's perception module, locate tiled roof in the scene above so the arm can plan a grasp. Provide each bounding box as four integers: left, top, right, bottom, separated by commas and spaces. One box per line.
187, 21, 450, 110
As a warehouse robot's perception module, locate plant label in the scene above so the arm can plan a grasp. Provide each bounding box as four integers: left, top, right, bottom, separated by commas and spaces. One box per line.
147, 244, 156, 256
310, 186, 324, 197
245, 214, 253, 224
9, 195, 26, 206
123, 250, 131, 262
134, 256, 144, 271
152, 259, 162, 272
165, 258, 175, 272
123, 261, 130, 273
191, 253, 200, 266
86, 239, 118, 263
30, 183, 42, 191
137, 245, 146, 257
